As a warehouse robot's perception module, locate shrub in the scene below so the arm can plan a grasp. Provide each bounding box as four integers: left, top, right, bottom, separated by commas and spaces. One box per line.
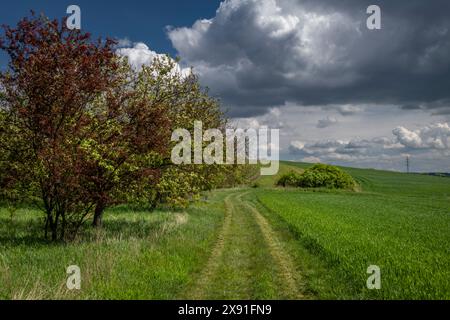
298, 164, 356, 190
277, 164, 357, 190
276, 171, 303, 187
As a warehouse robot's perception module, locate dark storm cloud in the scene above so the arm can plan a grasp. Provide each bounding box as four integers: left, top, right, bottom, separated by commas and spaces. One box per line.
168, 0, 450, 117
401, 104, 422, 111
317, 116, 338, 128
400, 99, 450, 114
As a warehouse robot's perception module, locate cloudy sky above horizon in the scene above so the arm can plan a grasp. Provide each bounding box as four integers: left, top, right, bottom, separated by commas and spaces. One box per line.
2, 0, 450, 172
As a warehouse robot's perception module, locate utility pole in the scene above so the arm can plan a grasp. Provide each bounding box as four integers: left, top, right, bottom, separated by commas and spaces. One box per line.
406, 156, 410, 174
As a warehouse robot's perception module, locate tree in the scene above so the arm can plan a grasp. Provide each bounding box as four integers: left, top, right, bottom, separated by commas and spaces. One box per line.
129, 56, 257, 208
86, 59, 171, 227
0, 13, 254, 241
130, 57, 232, 208
0, 13, 171, 240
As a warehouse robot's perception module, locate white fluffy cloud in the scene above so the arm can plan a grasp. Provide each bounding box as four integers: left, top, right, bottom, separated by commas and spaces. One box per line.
116, 42, 191, 77
117, 43, 160, 69
288, 122, 450, 171
289, 137, 398, 159
393, 123, 450, 150
289, 136, 405, 170
232, 107, 285, 131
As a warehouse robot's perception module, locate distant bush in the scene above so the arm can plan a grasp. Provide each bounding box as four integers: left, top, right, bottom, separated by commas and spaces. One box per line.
276, 171, 303, 187
277, 164, 357, 190
299, 164, 356, 189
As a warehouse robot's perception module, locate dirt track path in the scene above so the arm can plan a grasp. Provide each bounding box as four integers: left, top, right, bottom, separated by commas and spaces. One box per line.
187, 190, 304, 300
189, 193, 235, 299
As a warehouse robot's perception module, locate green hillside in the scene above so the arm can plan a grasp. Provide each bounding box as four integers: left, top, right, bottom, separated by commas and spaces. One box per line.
255, 162, 450, 299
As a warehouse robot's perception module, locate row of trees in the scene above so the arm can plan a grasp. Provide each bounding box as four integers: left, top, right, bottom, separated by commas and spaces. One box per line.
0, 14, 253, 241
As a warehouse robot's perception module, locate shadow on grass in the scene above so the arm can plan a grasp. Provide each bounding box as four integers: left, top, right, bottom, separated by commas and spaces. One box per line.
0, 207, 175, 247
0, 217, 50, 246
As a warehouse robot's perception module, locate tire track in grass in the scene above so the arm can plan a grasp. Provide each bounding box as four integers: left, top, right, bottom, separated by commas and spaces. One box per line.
187, 190, 276, 299
207, 192, 276, 299
240, 193, 304, 300
187, 190, 305, 299
188, 192, 235, 299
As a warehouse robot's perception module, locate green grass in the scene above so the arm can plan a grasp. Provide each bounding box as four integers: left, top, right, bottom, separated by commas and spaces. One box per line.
187, 192, 279, 299
183, 191, 305, 299
0, 191, 226, 299
255, 162, 450, 299
1, 162, 449, 300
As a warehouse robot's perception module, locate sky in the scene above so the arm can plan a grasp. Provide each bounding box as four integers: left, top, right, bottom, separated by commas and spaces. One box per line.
1, 0, 450, 172
0, 0, 222, 66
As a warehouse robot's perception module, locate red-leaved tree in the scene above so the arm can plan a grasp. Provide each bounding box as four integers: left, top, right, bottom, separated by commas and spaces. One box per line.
0, 13, 170, 240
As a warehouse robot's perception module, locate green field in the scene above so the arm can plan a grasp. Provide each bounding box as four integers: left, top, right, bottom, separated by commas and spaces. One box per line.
256, 163, 450, 299
1, 162, 449, 299
0, 193, 226, 299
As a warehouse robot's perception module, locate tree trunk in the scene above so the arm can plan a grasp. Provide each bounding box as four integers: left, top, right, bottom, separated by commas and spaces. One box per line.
60, 213, 66, 241
45, 213, 58, 241
51, 220, 58, 241
44, 217, 49, 240
92, 203, 105, 228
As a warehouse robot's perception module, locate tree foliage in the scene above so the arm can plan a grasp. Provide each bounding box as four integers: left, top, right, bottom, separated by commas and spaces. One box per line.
0, 14, 170, 240
0, 13, 254, 242
137, 57, 254, 209
277, 164, 357, 190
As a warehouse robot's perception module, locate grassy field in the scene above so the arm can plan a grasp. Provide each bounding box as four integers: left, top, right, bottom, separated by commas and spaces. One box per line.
0, 192, 226, 299
255, 162, 450, 299
0, 162, 449, 299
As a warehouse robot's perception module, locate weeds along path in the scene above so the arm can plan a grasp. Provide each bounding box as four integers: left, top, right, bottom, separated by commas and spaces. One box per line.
186, 190, 305, 300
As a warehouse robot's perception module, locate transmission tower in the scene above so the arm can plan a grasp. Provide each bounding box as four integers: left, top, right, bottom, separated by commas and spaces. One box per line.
406, 156, 410, 174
